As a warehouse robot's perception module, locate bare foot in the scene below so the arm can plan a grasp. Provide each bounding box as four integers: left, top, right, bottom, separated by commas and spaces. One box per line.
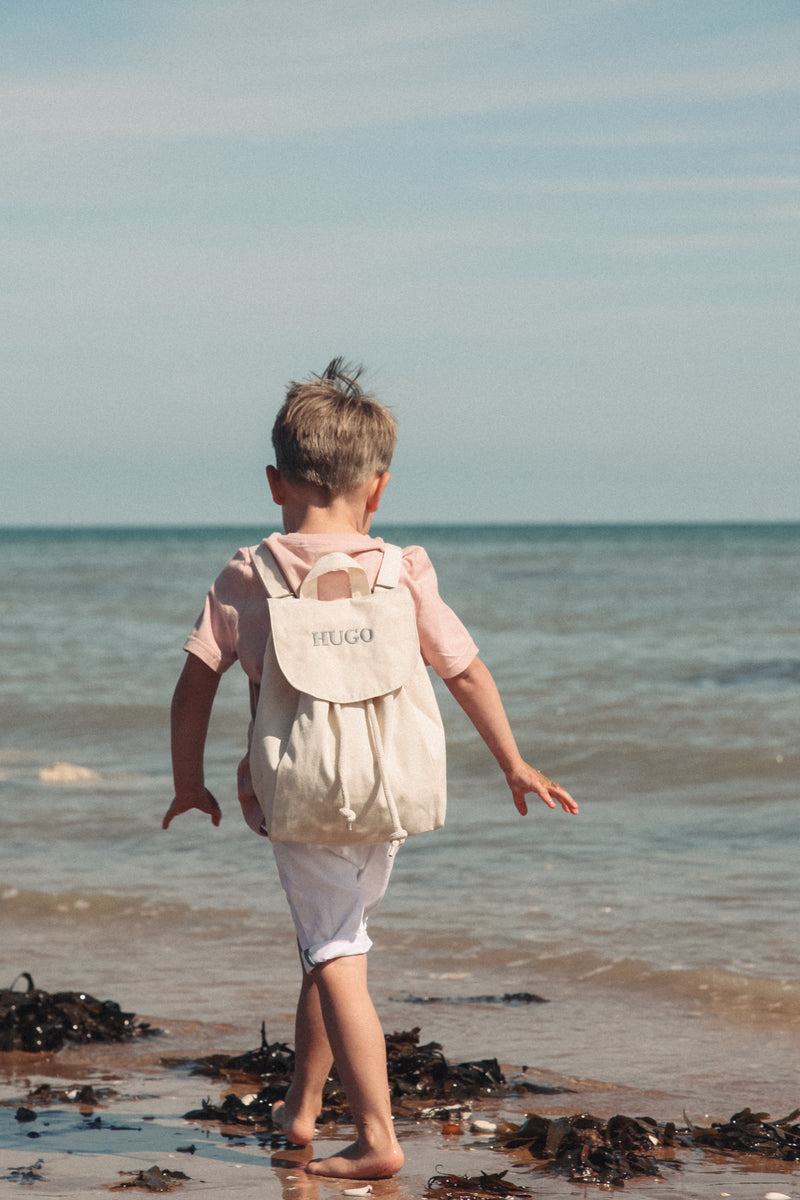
306, 1140, 404, 1180
271, 1098, 318, 1147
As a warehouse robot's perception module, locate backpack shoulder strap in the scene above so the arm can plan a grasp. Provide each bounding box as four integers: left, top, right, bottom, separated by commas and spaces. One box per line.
374, 543, 403, 591
250, 544, 294, 598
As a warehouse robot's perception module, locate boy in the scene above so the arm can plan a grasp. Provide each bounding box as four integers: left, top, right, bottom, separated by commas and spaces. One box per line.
164, 359, 578, 1180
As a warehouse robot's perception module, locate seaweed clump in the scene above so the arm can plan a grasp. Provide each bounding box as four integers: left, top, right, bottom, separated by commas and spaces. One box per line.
496, 1106, 800, 1186
689, 1106, 800, 1160
499, 1112, 668, 1187
426, 1168, 532, 1196
387, 1027, 504, 1108
180, 1025, 504, 1127
0, 974, 153, 1053
110, 1165, 190, 1192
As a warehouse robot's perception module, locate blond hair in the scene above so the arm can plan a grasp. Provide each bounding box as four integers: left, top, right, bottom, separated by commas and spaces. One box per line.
272, 358, 397, 493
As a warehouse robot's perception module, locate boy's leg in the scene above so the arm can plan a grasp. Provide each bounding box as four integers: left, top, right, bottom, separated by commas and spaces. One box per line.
306, 953, 403, 1179
269, 841, 399, 1173
272, 953, 333, 1145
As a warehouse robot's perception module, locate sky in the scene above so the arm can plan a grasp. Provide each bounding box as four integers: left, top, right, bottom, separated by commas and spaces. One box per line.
2, 0, 799, 526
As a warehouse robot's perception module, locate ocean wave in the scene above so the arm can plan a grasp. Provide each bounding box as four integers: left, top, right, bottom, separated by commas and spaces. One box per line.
685, 658, 800, 688
0, 886, 252, 931
380, 926, 800, 1029
533, 950, 800, 1024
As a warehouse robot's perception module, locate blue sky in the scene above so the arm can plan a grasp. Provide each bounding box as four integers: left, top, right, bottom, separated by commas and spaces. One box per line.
3, 0, 798, 525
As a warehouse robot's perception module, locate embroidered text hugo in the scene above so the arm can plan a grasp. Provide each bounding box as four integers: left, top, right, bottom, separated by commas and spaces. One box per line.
311, 629, 375, 647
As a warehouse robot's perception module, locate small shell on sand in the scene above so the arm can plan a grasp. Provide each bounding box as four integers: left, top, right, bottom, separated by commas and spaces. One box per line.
39, 762, 100, 784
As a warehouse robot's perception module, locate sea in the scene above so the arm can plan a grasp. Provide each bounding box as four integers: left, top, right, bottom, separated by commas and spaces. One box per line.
1, 523, 799, 1191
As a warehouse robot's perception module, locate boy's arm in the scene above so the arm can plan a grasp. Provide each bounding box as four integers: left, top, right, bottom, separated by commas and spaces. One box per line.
444, 656, 578, 816
163, 652, 223, 829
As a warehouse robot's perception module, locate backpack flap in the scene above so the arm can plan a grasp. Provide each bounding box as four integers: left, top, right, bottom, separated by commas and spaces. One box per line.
267, 588, 421, 704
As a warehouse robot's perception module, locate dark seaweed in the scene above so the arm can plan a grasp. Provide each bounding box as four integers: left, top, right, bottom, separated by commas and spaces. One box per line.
0, 974, 154, 1052
499, 1112, 668, 1187
110, 1165, 190, 1192
426, 1168, 532, 1196
179, 1026, 505, 1128
497, 1106, 800, 1184
689, 1106, 800, 1160
394, 993, 547, 1006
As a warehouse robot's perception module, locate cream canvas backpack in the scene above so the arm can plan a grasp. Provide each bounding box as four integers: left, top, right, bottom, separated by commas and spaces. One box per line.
248, 543, 446, 846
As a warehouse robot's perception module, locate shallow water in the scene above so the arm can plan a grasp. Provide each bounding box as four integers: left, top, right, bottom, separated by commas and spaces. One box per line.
2, 524, 799, 1153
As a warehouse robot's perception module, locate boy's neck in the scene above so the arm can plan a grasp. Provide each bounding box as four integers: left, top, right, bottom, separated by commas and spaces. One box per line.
267, 468, 390, 537
283, 499, 372, 537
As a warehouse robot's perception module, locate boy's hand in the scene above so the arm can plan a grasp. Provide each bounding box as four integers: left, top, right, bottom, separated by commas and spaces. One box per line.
162, 787, 221, 830
506, 763, 578, 817
444, 658, 579, 819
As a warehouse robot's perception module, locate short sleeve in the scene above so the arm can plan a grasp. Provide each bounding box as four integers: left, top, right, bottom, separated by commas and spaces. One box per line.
183, 548, 267, 678
400, 545, 478, 679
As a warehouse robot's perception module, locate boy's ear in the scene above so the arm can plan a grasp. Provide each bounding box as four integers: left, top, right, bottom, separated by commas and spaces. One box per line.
366, 472, 391, 514
266, 465, 285, 505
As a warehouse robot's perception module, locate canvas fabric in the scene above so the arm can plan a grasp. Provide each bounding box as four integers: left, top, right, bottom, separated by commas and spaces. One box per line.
248, 543, 447, 845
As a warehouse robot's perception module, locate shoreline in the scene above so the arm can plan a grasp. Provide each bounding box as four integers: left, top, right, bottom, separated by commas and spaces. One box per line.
2, 1016, 799, 1198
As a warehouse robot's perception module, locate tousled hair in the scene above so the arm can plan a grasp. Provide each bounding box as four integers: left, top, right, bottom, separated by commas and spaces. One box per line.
271, 358, 397, 493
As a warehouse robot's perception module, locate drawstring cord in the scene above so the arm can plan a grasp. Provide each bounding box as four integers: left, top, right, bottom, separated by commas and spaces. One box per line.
365, 697, 408, 846
333, 698, 408, 847
333, 702, 358, 828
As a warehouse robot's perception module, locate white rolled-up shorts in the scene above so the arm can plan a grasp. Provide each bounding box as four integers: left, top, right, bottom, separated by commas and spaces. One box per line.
271, 840, 396, 971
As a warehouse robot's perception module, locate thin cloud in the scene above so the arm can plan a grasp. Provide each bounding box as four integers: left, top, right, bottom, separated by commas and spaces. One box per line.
479, 175, 800, 197
2, 6, 798, 139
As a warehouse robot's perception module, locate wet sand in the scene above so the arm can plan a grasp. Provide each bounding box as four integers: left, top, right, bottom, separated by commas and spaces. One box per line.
2, 1016, 799, 1199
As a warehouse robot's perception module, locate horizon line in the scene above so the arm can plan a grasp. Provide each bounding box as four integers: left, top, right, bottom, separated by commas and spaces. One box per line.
2, 518, 798, 533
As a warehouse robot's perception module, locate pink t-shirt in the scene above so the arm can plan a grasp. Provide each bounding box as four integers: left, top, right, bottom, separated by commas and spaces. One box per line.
184, 532, 478, 834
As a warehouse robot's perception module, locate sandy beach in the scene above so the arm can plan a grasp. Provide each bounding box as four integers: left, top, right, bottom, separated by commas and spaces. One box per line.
2, 1011, 799, 1199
